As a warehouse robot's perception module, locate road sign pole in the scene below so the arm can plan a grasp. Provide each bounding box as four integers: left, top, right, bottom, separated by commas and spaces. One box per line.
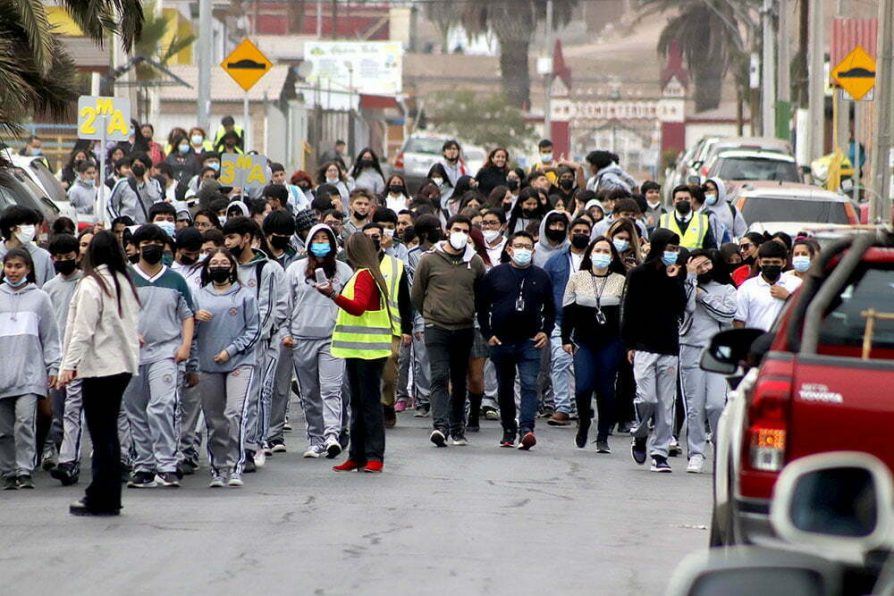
98, 117, 107, 227
855, 101, 862, 203
243, 92, 250, 152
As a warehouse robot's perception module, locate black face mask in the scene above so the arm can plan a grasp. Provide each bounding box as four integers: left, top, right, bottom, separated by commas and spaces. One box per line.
503, 203, 513, 212
675, 200, 692, 215
559, 179, 574, 190
571, 233, 590, 250
131, 164, 147, 178
742, 255, 756, 267
506, 179, 519, 191
522, 208, 538, 218
140, 244, 164, 265
388, 184, 405, 195
761, 264, 783, 283
209, 267, 231, 284
270, 235, 291, 251
697, 273, 714, 285
53, 259, 77, 276
179, 254, 198, 265
128, 253, 140, 264
545, 227, 566, 242
359, 159, 375, 169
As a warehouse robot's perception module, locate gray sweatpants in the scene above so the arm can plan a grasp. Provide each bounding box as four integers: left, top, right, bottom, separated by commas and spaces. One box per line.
292, 338, 345, 447
397, 342, 411, 403
201, 366, 254, 475
58, 379, 84, 466
177, 379, 202, 462
680, 345, 727, 458
123, 359, 180, 474
268, 343, 294, 444
0, 394, 38, 478
411, 333, 431, 408
632, 351, 678, 459
245, 338, 278, 451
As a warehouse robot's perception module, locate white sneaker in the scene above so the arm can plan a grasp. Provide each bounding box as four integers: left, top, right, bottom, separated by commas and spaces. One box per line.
687, 454, 705, 474
303, 446, 323, 459
228, 472, 244, 487
324, 437, 342, 459
209, 473, 226, 488
254, 449, 267, 468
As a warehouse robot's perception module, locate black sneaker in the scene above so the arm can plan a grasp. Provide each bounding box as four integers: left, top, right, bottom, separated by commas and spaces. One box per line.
482, 405, 499, 421
2, 476, 17, 490
631, 437, 648, 465
595, 438, 611, 454
269, 439, 287, 453
127, 471, 157, 488
429, 429, 447, 448
180, 459, 197, 476
50, 462, 80, 486
466, 417, 480, 433
243, 451, 257, 473
651, 455, 672, 473
338, 429, 350, 450
451, 433, 468, 446
156, 472, 181, 487
499, 430, 515, 448
575, 419, 590, 449
16, 475, 34, 489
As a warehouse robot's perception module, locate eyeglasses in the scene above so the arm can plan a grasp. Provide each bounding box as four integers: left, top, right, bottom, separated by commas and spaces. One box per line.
739, 243, 753, 251
482, 220, 502, 228
511, 244, 534, 250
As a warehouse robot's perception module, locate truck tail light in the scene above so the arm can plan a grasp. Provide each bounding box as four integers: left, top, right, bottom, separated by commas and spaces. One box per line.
394, 151, 404, 169
744, 375, 792, 473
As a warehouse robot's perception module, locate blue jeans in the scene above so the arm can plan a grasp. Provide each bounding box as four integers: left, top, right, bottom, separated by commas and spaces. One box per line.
490, 340, 542, 435
574, 338, 623, 440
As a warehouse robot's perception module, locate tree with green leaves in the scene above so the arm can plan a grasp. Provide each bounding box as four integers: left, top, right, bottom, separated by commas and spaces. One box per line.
428, 90, 535, 153
427, 1, 578, 108
638, 0, 757, 112
0, 0, 144, 136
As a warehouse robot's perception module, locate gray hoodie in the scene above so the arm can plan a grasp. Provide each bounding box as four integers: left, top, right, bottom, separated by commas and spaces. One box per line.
680, 275, 737, 347
284, 224, 354, 339
586, 163, 636, 194
236, 249, 287, 340
0, 283, 61, 399
534, 210, 571, 268
0, 242, 55, 288
191, 282, 260, 373
704, 177, 747, 242
67, 178, 96, 214
42, 270, 83, 332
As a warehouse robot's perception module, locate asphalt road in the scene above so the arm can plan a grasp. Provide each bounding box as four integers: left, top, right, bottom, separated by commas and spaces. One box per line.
0, 413, 712, 595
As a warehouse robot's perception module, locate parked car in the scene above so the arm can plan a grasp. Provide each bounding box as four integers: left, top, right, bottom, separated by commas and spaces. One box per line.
728, 182, 857, 234
702, 229, 894, 547
0, 166, 63, 244
664, 135, 723, 202
696, 137, 793, 180
10, 155, 78, 222
392, 133, 453, 194
705, 150, 802, 184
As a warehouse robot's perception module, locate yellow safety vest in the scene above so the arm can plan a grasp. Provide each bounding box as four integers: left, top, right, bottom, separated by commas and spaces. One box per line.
379, 254, 403, 336
658, 212, 709, 249
330, 269, 393, 360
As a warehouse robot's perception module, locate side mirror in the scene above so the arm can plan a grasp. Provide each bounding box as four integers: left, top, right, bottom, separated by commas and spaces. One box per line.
665, 546, 842, 596
771, 452, 893, 561
700, 328, 765, 375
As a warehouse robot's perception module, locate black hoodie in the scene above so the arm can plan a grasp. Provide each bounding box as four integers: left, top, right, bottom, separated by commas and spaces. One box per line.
621, 228, 687, 355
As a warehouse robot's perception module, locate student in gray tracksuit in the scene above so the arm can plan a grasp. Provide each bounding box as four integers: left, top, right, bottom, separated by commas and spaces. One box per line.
284, 223, 353, 458
0, 248, 61, 489
192, 249, 260, 487
124, 224, 195, 488
679, 250, 736, 474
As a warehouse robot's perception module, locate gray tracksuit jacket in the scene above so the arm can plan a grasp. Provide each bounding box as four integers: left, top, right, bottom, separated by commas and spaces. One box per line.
680, 275, 737, 348
67, 179, 96, 215
0, 283, 61, 398
42, 271, 83, 332
191, 282, 260, 373
130, 265, 194, 365
236, 249, 288, 341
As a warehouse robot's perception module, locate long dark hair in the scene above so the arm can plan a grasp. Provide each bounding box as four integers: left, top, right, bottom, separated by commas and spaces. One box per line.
350, 147, 385, 181
81, 230, 140, 316
581, 236, 626, 275
2, 247, 36, 284
200, 248, 239, 287
483, 147, 509, 173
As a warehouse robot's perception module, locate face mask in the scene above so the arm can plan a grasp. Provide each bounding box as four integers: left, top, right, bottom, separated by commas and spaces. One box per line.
5, 276, 27, 288
675, 200, 692, 215
511, 248, 533, 267
141, 244, 164, 265
162, 253, 174, 266
762, 264, 783, 283
179, 254, 198, 265
540, 153, 553, 163
431, 177, 444, 187
661, 251, 678, 267
571, 233, 589, 250
179, 144, 190, 155
209, 267, 231, 284
131, 164, 147, 178
704, 193, 718, 206
448, 231, 468, 251
388, 185, 405, 195
270, 236, 291, 251
545, 227, 566, 243
191, 134, 204, 145
522, 208, 538, 219
792, 255, 811, 273
218, 216, 227, 227
15, 224, 36, 244
157, 221, 176, 237
483, 229, 502, 243
591, 253, 612, 270
31, 148, 42, 156
359, 159, 375, 169
310, 242, 331, 258
371, 238, 382, 253
326, 176, 339, 184
507, 179, 520, 191
53, 259, 77, 276
383, 228, 395, 238
612, 239, 630, 253
697, 272, 714, 285
82, 177, 96, 187
209, 162, 220, 172
559, 179, 574, 190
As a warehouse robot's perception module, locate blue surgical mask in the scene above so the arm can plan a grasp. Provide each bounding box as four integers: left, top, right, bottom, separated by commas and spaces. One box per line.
704, 193, 718, 206
540, 153, 553, 163
157, 221, 176, 237
591, 253, 612, 270
162, 253, 174, 266
792, 255, 811, 273
310, 242, 331, 258
209, 162, 220, 172
661, 251, 678, 267
5, 277, 27, 288
612, 239, 629, 253
511, 248, 533, 267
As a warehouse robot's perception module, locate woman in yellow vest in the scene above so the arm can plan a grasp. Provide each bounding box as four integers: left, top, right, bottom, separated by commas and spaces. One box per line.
315, 233, 392, 473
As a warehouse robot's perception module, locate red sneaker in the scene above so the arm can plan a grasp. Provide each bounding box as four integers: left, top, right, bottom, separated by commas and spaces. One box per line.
332, 460, 365, 472
363, 461, 384, 473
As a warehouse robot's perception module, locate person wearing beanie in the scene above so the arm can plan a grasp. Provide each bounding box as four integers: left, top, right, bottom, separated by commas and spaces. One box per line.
292, 208, 318, 256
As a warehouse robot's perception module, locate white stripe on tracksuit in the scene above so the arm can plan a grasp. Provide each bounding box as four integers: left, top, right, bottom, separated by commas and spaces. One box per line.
201, 366, 254, 475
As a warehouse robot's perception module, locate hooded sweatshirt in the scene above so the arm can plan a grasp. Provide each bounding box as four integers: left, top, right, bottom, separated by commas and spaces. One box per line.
0, 283, 61, 399
534, 210, 570, 268
67, 178, 97, 215
680, 276, 737, 347
586, 163, 636, 194
236, 248, 287, 341
191, 282, 260, 373
227, 200, 250, 219
284, 224, 354, 339
0, 242, 56, 288
703, 177, 747, 242
410, 240, 485, 330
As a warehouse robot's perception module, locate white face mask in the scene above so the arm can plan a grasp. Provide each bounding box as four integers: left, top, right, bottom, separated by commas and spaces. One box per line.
431, 177, 444, 187
16, 224, 36, 244
483, 229, 502, 243
448, 231, 469, 251
383, 228, 395, 238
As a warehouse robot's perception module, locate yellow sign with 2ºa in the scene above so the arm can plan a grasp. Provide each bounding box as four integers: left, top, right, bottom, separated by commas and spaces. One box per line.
222, 39, 273, 92
77, 96, 131, 141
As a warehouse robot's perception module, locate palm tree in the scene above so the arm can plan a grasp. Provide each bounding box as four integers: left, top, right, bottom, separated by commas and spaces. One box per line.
427, 1, 578, 109
638, 0, 758, 112
0, 0, 144, 136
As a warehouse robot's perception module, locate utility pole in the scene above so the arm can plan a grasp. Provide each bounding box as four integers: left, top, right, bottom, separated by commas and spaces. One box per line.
544, 0, 554, 136
807, 0, 825, 161
761, 0, 777, 137
777, 0, 790, 105
331, 0, 338, 39
836, 0, 851, 152
870, 0, 894, 223
197, 0, 212, 132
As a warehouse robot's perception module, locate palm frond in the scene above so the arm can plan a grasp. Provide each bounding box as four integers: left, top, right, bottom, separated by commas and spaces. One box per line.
58, 0, 144, 51
8, 0, 54, 76
161, 32, 195, 64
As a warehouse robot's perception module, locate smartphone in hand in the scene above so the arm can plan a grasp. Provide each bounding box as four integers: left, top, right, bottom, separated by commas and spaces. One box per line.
314, 268, 327, 285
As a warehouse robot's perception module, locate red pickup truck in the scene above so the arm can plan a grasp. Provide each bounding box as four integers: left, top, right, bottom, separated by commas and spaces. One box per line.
702, 230, 894, 546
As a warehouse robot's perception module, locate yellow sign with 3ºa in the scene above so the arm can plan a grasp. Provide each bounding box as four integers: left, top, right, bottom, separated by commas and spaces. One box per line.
222, 39, 273, 92
832, 46, 876, 101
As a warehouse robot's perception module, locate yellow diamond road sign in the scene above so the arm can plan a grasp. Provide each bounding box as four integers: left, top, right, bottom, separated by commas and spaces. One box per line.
831, 45, 876, 101
222, 38, 273, 92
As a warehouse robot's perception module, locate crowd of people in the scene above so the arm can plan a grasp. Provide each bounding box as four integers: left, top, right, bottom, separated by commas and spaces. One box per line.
0, 120, 820, 516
